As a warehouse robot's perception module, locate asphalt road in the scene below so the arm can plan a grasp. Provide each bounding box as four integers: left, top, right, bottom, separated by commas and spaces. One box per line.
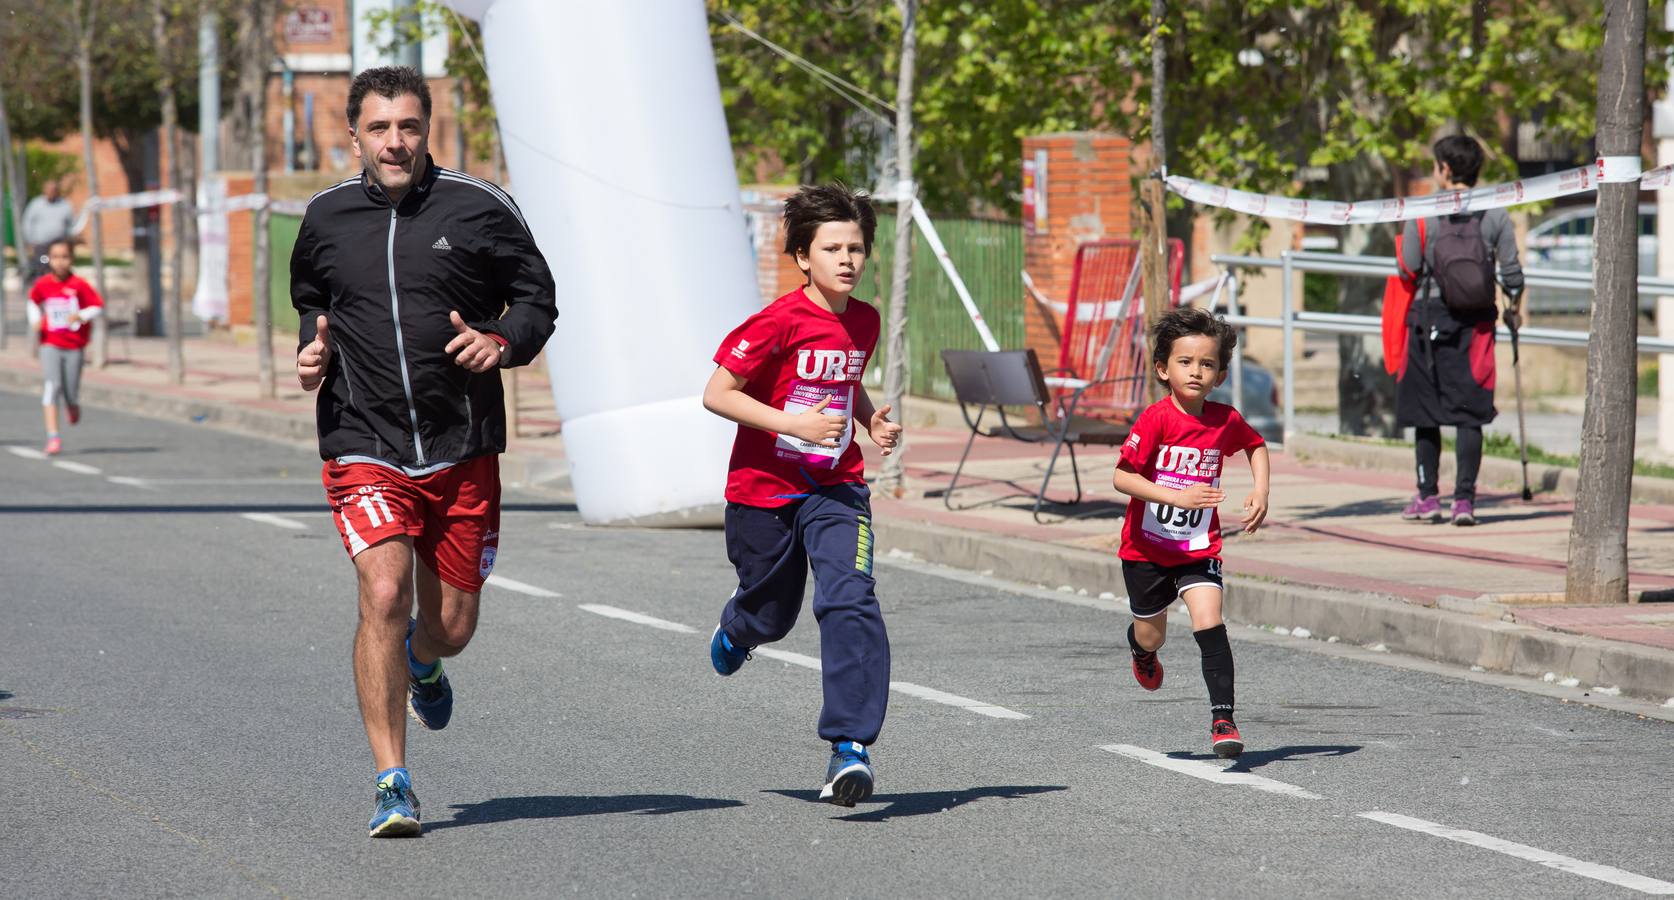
4, 391, 1672, 899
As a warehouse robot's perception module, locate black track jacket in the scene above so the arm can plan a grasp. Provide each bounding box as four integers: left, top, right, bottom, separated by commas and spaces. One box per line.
291, 158, 557, 470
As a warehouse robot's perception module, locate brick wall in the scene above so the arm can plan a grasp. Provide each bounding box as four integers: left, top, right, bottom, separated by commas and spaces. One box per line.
1021, 132, 1133, 370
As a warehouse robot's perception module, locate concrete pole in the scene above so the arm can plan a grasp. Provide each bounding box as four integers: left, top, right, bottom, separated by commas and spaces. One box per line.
878, 0, 916, 497
1657, 2, 1674, 453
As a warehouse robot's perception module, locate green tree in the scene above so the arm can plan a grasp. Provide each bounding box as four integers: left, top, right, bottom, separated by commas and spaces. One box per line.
710, 1, 1117, 215
363, 0, 500, 169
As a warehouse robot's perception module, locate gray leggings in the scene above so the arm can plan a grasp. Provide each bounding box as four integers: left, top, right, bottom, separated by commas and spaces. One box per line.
40, 346, 84, 408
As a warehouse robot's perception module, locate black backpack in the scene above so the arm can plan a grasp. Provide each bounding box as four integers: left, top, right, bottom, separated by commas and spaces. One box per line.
1426, 212, 1496, 317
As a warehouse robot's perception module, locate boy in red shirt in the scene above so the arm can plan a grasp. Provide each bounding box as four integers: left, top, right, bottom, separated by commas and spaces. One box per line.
702, 184, 902, 807
27, 239, 103, 455
1113, 307, 1269, 758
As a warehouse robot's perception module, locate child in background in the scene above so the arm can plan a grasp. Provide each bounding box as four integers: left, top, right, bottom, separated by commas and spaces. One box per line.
27, 238, 102, 456
1112, 307, 1269, 758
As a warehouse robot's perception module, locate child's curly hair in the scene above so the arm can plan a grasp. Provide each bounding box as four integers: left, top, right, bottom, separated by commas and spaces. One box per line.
1152, 306, 1238, 374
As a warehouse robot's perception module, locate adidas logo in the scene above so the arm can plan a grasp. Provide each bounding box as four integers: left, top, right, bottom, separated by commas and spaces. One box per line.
431, 236, 451, 251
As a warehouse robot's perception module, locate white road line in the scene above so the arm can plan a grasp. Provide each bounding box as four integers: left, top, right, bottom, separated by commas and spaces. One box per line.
1359, 812, 1674, 895
6, 446, 46, 460
105, 476, 160, 491
239, 513, 308, 531
577, 603, 695, 633
1100, 744, 1325, 800
51, 461, 102, 475
890, 680, 1030, 720
753, 646, 822, 670
486, 575, 563, 598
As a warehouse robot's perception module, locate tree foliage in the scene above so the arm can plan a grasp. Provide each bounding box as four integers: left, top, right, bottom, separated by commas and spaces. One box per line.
363, 0, 499, 167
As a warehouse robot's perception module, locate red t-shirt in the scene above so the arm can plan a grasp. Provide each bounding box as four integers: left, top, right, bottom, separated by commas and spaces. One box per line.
29, 273, 102, 351
713, 288, 881, 507
1118, 397, 1265, 566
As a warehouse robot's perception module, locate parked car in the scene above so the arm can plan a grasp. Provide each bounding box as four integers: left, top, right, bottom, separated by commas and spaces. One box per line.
1208, 356, 1282, 445
1522, 203, 1657, 312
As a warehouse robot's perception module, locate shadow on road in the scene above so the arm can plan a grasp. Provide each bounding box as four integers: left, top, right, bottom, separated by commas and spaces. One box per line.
425, 794, 745, 831
765, 784, 1067, 823
1166, 744, 1360, 774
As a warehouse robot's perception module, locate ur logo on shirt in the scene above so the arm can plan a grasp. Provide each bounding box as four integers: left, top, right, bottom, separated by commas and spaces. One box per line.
796, 348, 851, 381
1154, 444, 1220, 478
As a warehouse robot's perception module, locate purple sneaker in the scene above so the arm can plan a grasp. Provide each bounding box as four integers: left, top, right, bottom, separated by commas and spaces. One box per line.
1402, 494, 1442, 523
1452, 499, 1477, 526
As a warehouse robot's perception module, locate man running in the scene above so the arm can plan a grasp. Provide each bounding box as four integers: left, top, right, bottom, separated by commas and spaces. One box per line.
291, 66, 557, 837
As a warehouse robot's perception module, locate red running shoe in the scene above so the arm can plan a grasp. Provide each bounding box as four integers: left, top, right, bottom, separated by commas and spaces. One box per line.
66, 403, 80, 425
1131, 649, 1163, 691
1211, 719, 1244, 758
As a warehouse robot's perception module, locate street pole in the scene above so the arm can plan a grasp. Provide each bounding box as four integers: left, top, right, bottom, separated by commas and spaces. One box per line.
74, 1, 109, 368
155, 0, 186, 383
1139, 0, 1170, 405
1567, 0, 1645, 604
0, 77, 12, 352
878, 0, 916, 498
247, 1, 275, 399
1657, 1, 1674, 453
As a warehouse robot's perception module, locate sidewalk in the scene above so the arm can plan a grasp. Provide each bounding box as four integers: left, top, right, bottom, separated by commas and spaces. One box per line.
4, 334, 1672, 705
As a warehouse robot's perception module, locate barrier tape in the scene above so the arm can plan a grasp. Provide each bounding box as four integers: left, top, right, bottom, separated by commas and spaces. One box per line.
69, 189, 313, 235
1166, 158, 1674, 225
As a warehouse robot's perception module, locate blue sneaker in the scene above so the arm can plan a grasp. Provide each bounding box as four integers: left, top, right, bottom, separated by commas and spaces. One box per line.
368, 768, 421, 837
819, 741, 874, 807
709, 625, 751, 676
407, 619, 453, 730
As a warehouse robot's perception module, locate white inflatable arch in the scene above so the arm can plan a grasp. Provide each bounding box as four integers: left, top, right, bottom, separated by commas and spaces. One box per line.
446, 0, 760, 525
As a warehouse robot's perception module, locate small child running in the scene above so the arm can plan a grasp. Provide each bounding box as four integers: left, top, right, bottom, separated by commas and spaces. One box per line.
1112, 306, 1269, 758
26, 238, 102, 456
701, 184, 902, 807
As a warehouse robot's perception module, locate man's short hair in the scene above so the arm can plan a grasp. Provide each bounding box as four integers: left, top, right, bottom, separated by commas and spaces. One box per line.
1433, 134, 1485, 187
46, 237, 75, 255
782, 184, 878, 258
1152, 306, 1238, 372
346, 66, 432, 129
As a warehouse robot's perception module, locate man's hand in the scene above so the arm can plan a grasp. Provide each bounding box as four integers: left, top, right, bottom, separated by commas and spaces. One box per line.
1174, 483, 1226, 510
446, 311, 506, 374
786, 394, 846, 447
868, 403, 903, 456
297, 315, 332, 391
1240, 491, 1269, 534
1502, 305, 1522, 333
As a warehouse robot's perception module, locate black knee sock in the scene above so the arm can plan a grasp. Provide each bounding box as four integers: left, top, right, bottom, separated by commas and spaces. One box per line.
1127, 623, 1156, 656
1193, 624, 1235, 721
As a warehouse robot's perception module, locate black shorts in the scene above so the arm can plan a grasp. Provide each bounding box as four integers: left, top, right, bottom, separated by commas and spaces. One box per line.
1121, 558, 1224, 618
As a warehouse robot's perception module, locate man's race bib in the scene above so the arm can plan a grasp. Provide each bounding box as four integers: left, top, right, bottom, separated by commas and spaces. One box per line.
42, 296, 78, 331
1140, 471, 1216, 552
775, 381, 853, 469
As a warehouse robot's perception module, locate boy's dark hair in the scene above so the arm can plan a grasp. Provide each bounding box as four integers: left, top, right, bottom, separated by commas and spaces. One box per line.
46, 237, 74, 255
782, 184, 878, 259
1152, 306, 1238, 373
1433, 134, 1485, 187
347, 66, 432, 129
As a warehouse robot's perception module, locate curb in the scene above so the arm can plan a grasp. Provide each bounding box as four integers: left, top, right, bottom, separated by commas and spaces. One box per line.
1287, 432, 1674, 506
0, 366, 572, 492
873, 516, 1674, 705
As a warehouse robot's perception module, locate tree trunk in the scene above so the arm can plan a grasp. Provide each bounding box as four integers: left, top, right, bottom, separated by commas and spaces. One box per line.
0, 78, 16, 350
1567, 0, 1646, 603
76, 8, 109, 368
155, 0, 186, 383
243, 0, 275, 398
1139, 0, 1170, 404
877, 0, 916, 497
1333, 156, 1399, 437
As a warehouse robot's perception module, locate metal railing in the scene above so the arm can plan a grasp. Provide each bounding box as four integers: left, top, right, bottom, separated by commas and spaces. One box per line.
1210, 250, 1674, 445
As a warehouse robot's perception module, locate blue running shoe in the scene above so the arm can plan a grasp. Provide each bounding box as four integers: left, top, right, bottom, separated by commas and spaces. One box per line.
407, 619, 453, 730
709, 625, 751, 676
819, 741, 874, 807
368, 768, 421, 837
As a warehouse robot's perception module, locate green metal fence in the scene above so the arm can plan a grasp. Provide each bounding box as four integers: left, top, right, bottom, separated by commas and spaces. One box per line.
855, 213, 1025, 401
266, 209, 1025, 402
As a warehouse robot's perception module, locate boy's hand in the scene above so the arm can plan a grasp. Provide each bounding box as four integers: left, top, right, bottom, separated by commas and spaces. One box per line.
786, 395, 846, 447
1241, 491, 1269, 534
1175, 483, 1226, 509
869, 403, 903, 456
297, 315, 332, 391
446, 310, 506, 373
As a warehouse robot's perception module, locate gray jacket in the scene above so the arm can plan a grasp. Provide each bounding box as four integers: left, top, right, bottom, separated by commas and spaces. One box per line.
1399, 206, 1524, 315
21, 196, 74, 246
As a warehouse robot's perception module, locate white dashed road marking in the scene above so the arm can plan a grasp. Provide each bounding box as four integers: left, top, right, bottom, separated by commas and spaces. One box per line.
577, 603, 696, 633
52, 461, 102, 475
239, 513, 308, 531
6, 446, 46, 460
1101, 743, 1325, 800
1359, 812, 1674, 895
889, 681, 1030, 720
486, 575, 564, 598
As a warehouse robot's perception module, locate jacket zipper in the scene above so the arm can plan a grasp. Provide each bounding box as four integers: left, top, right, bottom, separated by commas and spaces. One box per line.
385, 207, 426, 464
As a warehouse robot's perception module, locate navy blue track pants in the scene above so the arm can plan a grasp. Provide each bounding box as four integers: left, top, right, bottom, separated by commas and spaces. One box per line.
719, 482, 891, 745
